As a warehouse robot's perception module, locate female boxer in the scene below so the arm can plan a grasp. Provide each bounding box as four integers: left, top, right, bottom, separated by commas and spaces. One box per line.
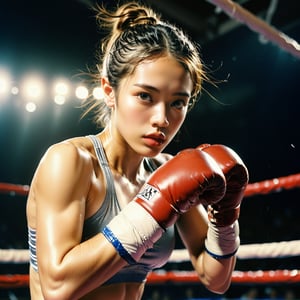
26, 2, 248, 299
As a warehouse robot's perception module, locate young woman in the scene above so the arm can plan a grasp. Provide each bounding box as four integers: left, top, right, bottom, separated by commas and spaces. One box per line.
26, 2, 248, 299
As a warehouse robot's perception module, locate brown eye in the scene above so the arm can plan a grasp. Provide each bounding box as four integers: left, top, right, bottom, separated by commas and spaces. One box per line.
172, 99, 187, 110
138, 92, 152, 102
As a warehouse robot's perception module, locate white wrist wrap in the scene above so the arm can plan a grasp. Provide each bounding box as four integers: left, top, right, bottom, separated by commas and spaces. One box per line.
102, 201, 164, 264
205, 220, 240, 259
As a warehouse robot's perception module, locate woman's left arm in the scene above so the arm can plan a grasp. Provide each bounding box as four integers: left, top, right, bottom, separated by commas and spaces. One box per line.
176, 205, 236, 294
176, 143, 249, 294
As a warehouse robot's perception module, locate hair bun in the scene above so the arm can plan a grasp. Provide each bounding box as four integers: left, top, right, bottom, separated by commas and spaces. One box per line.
116, 3, 159, 31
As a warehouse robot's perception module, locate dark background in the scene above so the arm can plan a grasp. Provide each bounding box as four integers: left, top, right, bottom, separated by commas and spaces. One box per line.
0, 0, 299, 299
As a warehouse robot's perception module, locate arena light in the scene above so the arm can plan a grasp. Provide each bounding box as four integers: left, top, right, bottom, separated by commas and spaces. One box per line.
54, 95, 66, 105
75, 85, 89, 100
21, 73, 46, 103
25, 101, 37, 113
0, 68, 12, 100
54, 81, 69, 96
52, 79, 70, 105
11, 86, 19, 95
92, 87, 104, 100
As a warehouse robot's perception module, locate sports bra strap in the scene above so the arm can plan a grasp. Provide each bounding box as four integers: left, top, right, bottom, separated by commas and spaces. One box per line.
88, 135, 116, 196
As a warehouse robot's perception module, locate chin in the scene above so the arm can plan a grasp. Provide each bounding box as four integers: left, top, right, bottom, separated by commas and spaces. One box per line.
138, 145, 163, 158
148, 145, 169, 157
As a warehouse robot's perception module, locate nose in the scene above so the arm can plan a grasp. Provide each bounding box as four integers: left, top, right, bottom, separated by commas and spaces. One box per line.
151, 103, 169, 128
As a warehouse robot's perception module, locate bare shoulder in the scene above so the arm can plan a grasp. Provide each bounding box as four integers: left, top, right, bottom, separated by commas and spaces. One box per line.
32, 136, 95, 191
42, 136, 93, 169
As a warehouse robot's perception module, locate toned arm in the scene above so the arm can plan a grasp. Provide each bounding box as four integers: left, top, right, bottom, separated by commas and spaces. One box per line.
27, 142, 127, 300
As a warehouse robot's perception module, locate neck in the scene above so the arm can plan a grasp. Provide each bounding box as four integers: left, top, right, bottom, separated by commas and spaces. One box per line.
97, 129, 144, 184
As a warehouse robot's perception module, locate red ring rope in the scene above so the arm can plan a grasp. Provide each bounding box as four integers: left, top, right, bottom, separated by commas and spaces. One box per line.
244, 173, 300, 197
1, 270, 299, 288
147, 270, 300, 284
1, 173, 299, 197
0, 182, 29, 196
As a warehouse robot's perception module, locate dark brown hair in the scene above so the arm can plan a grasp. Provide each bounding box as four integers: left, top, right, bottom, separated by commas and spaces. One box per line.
83, 1, 207, 127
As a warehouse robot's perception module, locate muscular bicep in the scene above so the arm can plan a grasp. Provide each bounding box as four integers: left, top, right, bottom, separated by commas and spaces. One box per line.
33, 142, 92, 272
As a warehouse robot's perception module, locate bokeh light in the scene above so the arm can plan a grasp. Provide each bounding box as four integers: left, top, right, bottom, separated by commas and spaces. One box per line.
0, 68, 12, 101
25, 101, 37, 113
21, 73, 46, 104
75, 85, 89, 100
92, 87, 104, 100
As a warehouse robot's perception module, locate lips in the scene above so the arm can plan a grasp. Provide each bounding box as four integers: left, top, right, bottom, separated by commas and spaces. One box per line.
143, 132, 166, 145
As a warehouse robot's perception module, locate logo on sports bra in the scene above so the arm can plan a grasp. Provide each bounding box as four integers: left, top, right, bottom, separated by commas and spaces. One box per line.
138, 184, 159, 202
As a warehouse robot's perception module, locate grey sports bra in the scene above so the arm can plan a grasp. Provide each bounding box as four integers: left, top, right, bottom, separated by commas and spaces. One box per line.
85, 135, 175, 285
28, 135, 175, 285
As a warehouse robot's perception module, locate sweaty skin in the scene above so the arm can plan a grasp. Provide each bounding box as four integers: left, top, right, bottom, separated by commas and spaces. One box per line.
27, 56, 235, 300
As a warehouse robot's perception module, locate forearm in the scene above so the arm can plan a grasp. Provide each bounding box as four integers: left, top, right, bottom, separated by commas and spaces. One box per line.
176, 208, 235, 294
193, 144, 248, 293
39, 234, 127, 300
193, 251, 236, 294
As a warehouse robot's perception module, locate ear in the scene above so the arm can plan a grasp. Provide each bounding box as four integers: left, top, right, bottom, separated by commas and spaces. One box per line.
101, 77, 115, 108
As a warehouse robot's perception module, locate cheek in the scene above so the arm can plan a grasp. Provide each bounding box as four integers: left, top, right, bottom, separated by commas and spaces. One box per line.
169, 110, 187, 130
118, 99, 148, 124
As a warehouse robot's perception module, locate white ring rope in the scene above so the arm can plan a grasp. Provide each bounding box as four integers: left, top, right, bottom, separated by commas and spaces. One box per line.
237, 240, 300, 259
1, 240, 300, 264
169, 240, 300, 262
0, 249, 29, 263
206, 0, 300, 59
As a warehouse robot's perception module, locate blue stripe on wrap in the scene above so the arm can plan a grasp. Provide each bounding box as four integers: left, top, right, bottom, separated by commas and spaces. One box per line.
205, 246, 238, 260
102, 226, 136, 265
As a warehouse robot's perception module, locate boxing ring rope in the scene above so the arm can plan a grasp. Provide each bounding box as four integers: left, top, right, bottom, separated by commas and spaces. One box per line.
0, 270, 299, 288
206, 0, 300, 59
1, 172, 299, 198
0, 3, 298, 296
0, 183, 29, 196
0, 172, 300, 288
147, 270, 300, 284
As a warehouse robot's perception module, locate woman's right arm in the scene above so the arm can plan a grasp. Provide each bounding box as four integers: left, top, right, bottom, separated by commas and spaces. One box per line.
29, 141, 127, 300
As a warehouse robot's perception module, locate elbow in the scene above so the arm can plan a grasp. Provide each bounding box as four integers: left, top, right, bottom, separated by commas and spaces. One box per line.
197, 268, 232, 295
43, 290, 65, 300
206, 281, 231, 295
41, 283, 69, 300
42, 284, 76, 300
192, 251, 235, 295
40, 269, 74, 300
203, 276, 232, 295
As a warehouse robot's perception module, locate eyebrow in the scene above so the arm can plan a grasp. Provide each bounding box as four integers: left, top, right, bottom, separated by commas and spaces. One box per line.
133, 83, 191, 98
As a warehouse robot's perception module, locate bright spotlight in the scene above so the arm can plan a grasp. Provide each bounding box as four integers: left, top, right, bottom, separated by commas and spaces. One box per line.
25, 101, 37, 112
55, 82, 68, 95
75, 85, 89, 100
21, 74, 46, 102
52, 79, 70, 105
11, 86, 19, 95
53, 79, 70, 96
93, 87, 104, 100
0, 68, 11, 99
54, 95, 66, 105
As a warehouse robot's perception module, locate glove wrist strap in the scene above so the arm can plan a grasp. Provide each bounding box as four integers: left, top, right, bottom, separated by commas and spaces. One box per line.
205, 220, 240, 259
102, 201, 164, 264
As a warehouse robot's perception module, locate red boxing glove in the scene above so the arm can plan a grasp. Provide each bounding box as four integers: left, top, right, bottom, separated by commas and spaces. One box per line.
197, 144, 249, 226
103, 148, 227, 264
135, 148, 226, 229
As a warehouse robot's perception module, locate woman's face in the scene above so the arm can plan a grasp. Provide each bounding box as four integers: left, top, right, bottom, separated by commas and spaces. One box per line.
108, 55, 193, 156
